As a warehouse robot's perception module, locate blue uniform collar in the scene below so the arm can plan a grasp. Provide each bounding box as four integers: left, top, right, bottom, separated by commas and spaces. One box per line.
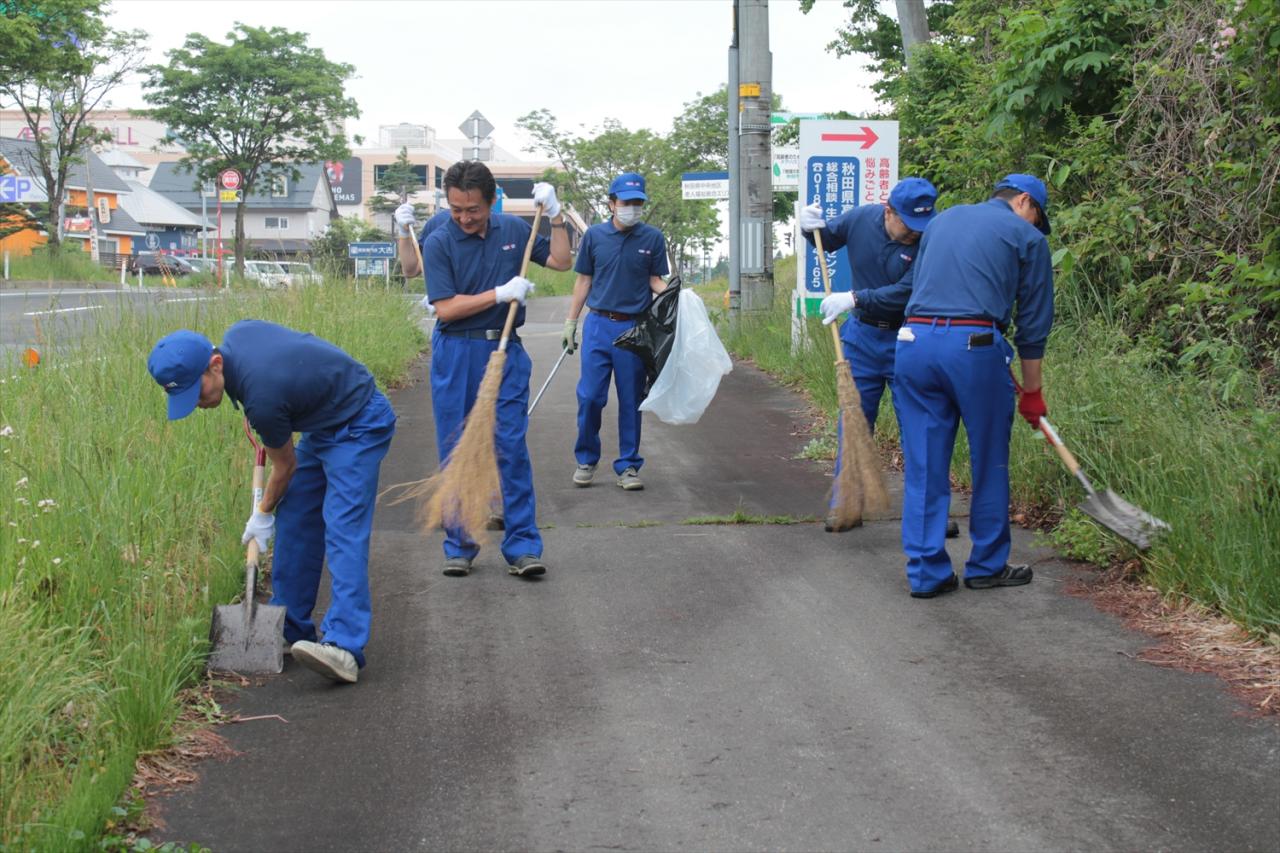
988, 197, 1017, 216
220, 353, 244, 411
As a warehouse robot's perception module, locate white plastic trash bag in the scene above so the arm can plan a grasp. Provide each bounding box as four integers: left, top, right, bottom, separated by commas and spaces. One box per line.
638, 290, 732, 425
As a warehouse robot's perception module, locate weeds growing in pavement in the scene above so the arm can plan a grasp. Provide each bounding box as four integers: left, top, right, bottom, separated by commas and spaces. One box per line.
0, 282, 425, 848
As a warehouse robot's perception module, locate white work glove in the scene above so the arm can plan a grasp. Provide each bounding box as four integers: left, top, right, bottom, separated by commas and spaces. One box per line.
241, 510, 275, 551
820, 291, 856, 325
562, 318, 578, 354
531, 182, 561, 219
493, 275, 535, 305
393, 203, 416, 238
419, 295, 436, 319
799, 203, 826, 232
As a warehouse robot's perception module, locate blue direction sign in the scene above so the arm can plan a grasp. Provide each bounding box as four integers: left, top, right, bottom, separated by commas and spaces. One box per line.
0, 175, 35, 202
347, 241, 395, 259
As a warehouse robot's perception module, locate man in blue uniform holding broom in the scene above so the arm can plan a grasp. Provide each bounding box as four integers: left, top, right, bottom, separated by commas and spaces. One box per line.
798, 177, 959, 538
893, 174, 1054, 598
147, 321, 397, 683
561, 172, 669, 492
421, 160, 572, 578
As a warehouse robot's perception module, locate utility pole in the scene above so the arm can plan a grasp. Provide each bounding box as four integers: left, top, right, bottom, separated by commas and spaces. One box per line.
895, 0, 930, 66
731, 0, 774, 314
727, 7, 740, 323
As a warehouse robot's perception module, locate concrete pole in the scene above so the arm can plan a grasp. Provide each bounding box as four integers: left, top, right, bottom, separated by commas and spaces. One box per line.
737, 0, 774, 313
727, 10, 741, 324
895, 0, 930, 65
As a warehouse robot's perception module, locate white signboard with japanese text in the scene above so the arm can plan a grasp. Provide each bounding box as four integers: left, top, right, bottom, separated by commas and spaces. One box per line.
796, 120, 899, 308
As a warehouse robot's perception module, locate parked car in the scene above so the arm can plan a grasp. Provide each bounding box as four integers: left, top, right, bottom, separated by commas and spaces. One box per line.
277, 261, 322, 287
130, 252, 193, 276
243, 260, 290, 289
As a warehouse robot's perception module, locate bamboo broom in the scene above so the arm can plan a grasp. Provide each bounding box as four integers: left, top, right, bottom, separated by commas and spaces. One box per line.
813, 229, 890, 527
383, 205, 544, 546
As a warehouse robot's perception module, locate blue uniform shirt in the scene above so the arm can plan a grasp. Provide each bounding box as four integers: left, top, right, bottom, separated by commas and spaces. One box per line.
416, 210, 453, 260
423, 213, 551, 332
905, 197, 1054, 359
803, 204, 919, 324
220, 320, 375, 449
575, 220, 668, 314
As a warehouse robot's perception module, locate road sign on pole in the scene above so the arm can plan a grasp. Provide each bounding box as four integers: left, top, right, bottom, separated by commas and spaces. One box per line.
219, 189, 242, 203
681, 171, 729, 200
218, 169, 243, 191
347, 242, 396, 259
795, 119, 900, 316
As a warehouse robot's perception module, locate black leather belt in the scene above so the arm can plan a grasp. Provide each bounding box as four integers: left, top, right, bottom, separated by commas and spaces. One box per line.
858, 315, 902, 330
595, 310, 635, 321
438, 328, 520, 343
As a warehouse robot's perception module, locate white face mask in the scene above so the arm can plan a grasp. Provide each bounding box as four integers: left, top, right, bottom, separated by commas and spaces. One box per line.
615, 205, 644, 228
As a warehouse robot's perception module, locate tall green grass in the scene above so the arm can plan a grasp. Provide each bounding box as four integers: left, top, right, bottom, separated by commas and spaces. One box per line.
526, 264, 577, 298
713, 257, 1280, 635
5, 247, 117, 284
0, 283, 425, 849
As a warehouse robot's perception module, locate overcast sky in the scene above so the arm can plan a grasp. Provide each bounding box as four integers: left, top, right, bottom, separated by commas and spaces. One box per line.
104, 0, 879, 155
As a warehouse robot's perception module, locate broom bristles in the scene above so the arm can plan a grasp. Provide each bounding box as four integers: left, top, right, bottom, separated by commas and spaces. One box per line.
384, 351, 506, 547
829, 361, 890, 527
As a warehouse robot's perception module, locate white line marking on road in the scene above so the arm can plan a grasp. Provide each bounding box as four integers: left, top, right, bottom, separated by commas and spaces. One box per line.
23, 305, 103, 316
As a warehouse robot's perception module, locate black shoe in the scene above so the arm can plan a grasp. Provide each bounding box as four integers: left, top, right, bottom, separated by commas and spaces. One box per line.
508, 555, 547, 578
946, 519, 960, 538
486, 513, 505, 531
910, 574, 959, 599
964, 564, 1032, 589
824, 514, 863, 533
442, 557, 473, 577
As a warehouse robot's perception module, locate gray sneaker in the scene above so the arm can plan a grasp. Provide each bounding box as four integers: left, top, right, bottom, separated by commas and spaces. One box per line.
290, 641, 358, 683
508, 555, 547, 577
617, 467, 644, 491
442, 556, 473, 577
573, 463, 596, 487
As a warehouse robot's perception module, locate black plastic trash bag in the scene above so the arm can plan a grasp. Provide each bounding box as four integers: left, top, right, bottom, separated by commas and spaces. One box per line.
613, 276, 681, 395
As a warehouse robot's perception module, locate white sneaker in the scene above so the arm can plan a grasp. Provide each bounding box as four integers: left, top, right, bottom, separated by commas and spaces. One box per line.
290, 640, 358, 683
573, 463, 596, 487
617, 467, 644, 491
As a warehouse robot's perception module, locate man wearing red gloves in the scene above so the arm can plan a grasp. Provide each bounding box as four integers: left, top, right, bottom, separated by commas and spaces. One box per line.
892, 174, 1054, 598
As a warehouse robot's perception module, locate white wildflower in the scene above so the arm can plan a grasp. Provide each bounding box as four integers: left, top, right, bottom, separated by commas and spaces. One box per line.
0, 425, 13, 437
14, 496, 28, 505
30, 540, 39, 548
37, 498, 57, 512
52, 557, 62, 566
15, 477, 28, 488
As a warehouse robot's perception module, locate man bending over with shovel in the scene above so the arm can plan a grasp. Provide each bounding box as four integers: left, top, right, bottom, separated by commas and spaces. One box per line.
148, 322, 397, 682
892, 174, 1054, 598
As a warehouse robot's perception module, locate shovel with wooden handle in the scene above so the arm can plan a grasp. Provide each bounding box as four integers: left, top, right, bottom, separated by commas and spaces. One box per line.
207, 420, 286, 673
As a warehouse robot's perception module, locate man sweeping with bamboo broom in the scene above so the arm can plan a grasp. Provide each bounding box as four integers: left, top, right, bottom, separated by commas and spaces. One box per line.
407, 161, 571, 578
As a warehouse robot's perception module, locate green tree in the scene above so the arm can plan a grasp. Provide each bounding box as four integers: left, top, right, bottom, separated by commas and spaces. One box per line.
0, 0, 145, 253
367, 146, 430, 222
309, 214, 387, 278
143, 23, 360, 277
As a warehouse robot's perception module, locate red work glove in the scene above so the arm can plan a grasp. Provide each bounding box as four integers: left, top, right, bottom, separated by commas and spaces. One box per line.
1017, 387, 1047, 428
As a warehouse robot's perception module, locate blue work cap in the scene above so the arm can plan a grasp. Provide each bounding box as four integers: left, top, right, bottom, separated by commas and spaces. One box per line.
994, 173, 1051, 234
147, 329, 213, 420
609, 172, 647, 201
888, 177, 939, 232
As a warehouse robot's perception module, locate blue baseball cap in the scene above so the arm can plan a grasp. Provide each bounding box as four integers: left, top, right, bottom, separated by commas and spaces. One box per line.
887, 177, 939, 232
147, 329, 213, 420
609, 172, 647, 201
994, 173, 1051, 234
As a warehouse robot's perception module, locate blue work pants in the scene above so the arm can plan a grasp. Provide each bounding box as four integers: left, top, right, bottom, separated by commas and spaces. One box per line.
893, 320, 1015, 592
271, 390, 397, 667
574, 312, 646, 475
430, 330, 541, 563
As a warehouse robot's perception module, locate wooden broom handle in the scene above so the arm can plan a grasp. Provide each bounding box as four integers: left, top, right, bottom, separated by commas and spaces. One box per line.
812, 230, 845, 358
499, 204, 545, 352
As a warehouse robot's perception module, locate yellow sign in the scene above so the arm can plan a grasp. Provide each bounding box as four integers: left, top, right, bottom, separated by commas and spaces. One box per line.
739, 83, 761, 97
219, 189, 242, 203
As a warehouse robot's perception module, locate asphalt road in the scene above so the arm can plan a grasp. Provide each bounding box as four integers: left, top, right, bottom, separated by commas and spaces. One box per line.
0, 284, 225, 364
152, 295, 1279, 852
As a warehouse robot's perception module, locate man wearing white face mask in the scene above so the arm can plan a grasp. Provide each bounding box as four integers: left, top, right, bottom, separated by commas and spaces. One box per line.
563, 172, 669, 491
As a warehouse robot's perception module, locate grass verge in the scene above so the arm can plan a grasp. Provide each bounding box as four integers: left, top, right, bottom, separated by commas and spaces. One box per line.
712, 257, 1280, 636
5, 247, 117, 284
0, 282, 426, 849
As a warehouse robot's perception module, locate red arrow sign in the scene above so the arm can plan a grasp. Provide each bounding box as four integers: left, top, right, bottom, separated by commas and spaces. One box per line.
820, 127, 880, 150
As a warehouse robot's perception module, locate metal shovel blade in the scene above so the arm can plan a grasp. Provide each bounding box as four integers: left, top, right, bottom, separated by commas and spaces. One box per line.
1079, 488, 1171, 551
207, 565, 285, 674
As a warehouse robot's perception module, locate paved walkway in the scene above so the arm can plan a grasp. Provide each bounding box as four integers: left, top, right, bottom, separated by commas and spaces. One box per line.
153, 295, 1279, 852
